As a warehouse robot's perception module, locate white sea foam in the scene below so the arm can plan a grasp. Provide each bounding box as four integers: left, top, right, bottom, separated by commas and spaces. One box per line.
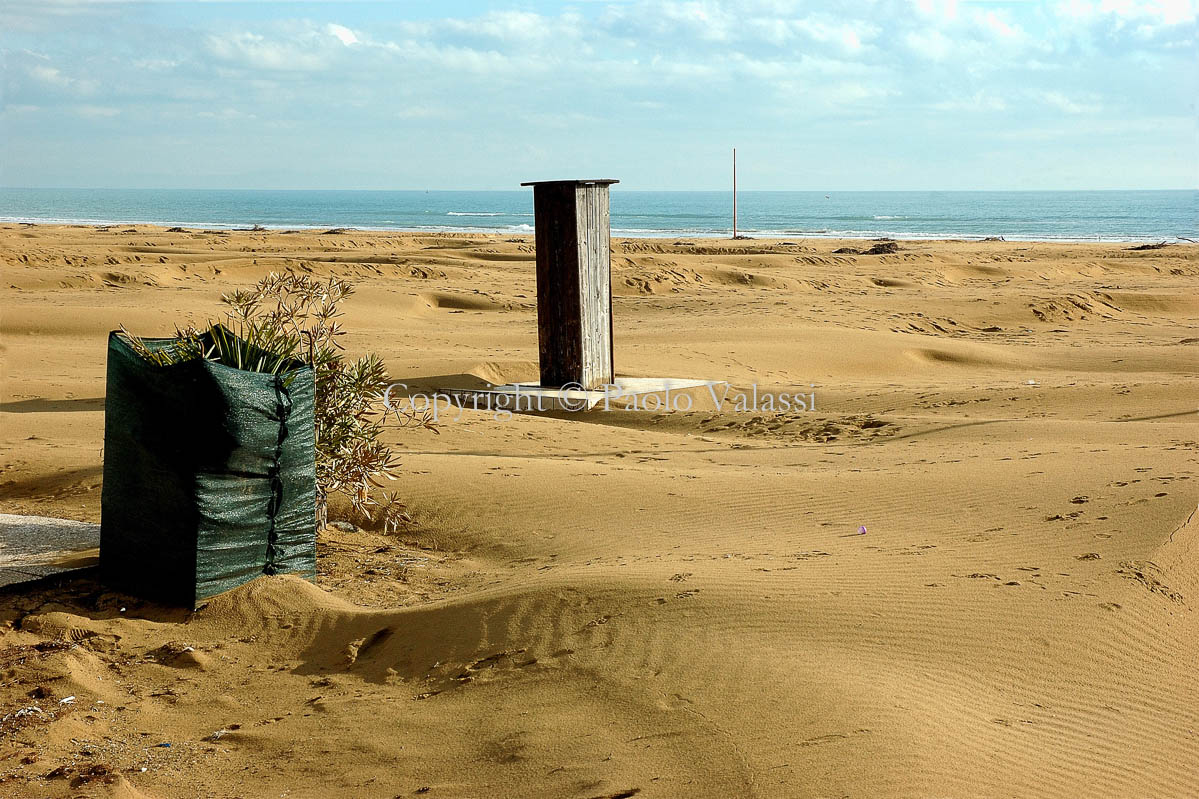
0, 215, 1179, 243
1, 202, 1189, 245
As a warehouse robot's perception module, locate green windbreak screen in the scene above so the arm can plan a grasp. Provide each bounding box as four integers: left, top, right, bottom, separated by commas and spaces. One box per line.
100, 329, 316, 607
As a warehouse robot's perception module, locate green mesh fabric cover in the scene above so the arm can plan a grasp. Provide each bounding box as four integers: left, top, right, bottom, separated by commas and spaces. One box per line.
100, 329, 316, 607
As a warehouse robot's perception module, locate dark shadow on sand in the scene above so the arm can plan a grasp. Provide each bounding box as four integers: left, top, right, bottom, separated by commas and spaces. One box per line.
0, 397, 105, 413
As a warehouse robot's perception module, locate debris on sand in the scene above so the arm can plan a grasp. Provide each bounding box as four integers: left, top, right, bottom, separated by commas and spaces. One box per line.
834, 242, 900, 255
1127, 242, 1169, 251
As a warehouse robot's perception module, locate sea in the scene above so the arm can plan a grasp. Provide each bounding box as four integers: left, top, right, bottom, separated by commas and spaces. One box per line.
0, 188, 1194, 243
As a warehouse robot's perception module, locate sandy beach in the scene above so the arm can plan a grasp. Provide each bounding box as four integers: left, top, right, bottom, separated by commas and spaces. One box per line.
1, 224, 1196, 798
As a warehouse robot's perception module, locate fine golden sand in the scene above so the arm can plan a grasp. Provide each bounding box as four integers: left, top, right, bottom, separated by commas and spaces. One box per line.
1, 224, 1197, 798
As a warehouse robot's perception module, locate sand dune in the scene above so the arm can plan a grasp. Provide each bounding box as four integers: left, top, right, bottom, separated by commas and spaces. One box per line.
1, 225, 1196, 798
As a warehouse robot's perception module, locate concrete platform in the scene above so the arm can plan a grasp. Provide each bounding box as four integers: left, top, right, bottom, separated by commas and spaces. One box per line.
434, 377, 727, 413
0, 513, 100, 588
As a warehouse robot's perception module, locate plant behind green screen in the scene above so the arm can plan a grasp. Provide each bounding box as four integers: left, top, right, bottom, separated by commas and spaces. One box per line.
120, 269, 434, 530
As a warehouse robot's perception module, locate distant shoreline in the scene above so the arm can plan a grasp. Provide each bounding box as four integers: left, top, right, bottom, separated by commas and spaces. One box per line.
2, 187, 1193, 243
2, 220, 1194, 246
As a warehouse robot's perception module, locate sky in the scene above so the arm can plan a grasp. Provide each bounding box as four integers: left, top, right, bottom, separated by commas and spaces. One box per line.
2, 0, 1196, 190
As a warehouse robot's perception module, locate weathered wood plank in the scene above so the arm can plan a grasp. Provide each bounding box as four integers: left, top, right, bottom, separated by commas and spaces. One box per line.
575, 184, 613, 388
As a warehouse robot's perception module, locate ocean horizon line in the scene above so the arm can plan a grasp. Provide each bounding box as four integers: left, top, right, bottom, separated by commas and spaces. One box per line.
3, 187, 1194, 243
2, 186, 1195, 194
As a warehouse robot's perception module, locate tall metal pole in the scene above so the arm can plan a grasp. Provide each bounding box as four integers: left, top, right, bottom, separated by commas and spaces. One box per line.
732, 147, 738, 239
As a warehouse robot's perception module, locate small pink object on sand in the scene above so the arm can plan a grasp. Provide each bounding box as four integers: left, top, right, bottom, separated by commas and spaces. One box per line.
858, 525, 868, 535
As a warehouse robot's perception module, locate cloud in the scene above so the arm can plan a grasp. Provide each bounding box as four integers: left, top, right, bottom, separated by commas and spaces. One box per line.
5, 51, 99, 99
29, 64, 74, 88
441, 10, 581, 44
326, 24, 358, 46
975, 9, 1024, 40
931, 92, 1009, 112
204, 25, 354, 71
2, 0, 1194, 189
792, 17, 875, 51
1, 0, 121, 33
196, 108, 256, 120
912, 0, 961, 20
1054, 0, 1199, 24
906, 29, 954, 59
132, 58, 180, 71
1031, 90, 1102, 114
